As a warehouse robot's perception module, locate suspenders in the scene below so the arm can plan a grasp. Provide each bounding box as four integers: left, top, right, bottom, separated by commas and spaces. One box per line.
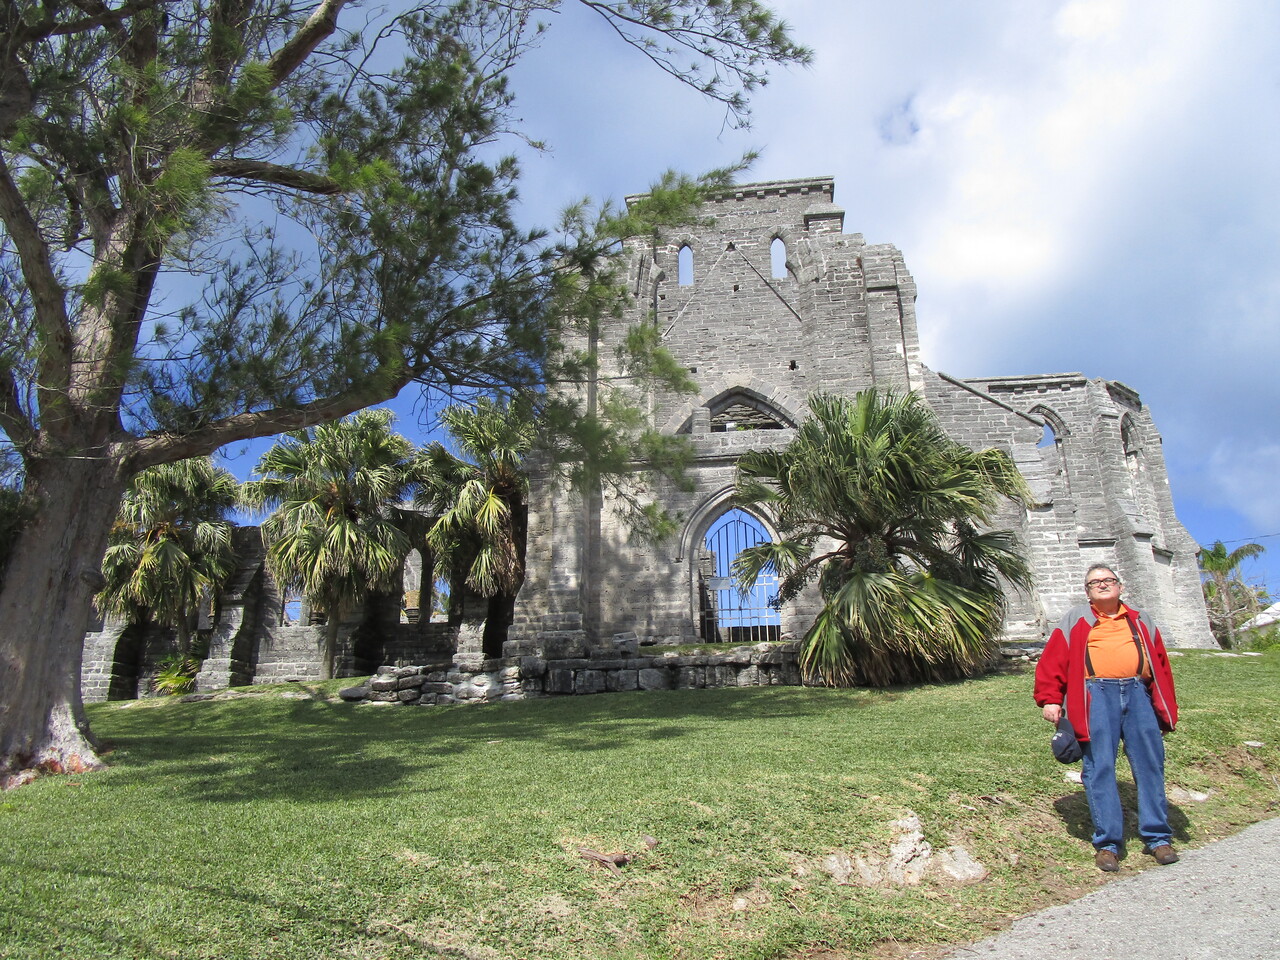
1084, 614, 1147, 679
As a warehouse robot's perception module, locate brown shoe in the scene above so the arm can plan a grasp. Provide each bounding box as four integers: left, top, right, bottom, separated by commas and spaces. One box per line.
1095, 849, 1120, 872
1149, 844, 1179, 865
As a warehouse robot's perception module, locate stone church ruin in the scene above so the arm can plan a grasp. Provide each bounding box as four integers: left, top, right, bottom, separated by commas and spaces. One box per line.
510, 176, 1213, 656
82, 176, 1215, 703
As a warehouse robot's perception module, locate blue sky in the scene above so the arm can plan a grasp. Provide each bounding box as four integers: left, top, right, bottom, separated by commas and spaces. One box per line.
221, 0, 1280, 598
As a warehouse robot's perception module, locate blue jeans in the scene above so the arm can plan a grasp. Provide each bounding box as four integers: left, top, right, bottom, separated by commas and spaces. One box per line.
1082, 676, 1171, 852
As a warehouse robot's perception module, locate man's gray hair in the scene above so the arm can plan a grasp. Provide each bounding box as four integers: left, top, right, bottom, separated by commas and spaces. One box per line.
1084, 563, 1119, 585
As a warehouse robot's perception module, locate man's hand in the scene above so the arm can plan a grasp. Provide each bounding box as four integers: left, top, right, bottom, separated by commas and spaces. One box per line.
1043, 704, 1062, 724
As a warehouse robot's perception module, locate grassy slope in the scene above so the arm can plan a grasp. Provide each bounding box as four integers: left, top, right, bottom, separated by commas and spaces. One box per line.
1, 651, 1277, 960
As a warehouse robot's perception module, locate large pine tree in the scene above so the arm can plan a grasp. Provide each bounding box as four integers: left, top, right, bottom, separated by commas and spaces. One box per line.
0, 0, 807, 777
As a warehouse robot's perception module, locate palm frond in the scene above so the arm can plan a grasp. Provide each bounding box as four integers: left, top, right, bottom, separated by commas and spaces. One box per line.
734, 388, 1031, 687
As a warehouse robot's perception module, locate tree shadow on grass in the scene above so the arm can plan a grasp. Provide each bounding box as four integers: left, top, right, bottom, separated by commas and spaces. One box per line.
91, 683, 914, 803
95, 697, 428, 804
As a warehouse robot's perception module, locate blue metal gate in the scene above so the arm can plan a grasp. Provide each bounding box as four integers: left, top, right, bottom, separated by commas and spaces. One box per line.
699, 510, 781, 643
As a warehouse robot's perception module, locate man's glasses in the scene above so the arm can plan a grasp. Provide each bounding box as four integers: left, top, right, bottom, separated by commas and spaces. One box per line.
1086, 578, 1120, 588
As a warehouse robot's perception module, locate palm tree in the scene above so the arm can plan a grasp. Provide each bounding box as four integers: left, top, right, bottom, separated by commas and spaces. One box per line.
242, 410, 420, 680
1199, 540, 1266, 648
415, 398, 534, 655
96, 457, 240, 658
733, 390, 1032, 686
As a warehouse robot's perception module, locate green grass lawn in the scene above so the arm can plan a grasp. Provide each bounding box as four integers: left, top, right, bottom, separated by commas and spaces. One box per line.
2, 650, 1277, 960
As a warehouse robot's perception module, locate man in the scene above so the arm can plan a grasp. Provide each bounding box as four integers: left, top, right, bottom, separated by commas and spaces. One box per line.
1034, 564, 1179, 872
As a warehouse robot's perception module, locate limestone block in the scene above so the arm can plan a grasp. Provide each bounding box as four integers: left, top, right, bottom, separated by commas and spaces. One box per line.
368, 690, 398, 703
737, 665, 761, 686
575, 670, 606, 694
397, 688, 420, 703
519, 657, 547, 679
370, 677, 399, 692
395, 675, 426, 690
538, 632, 590, 659
610, 633, 640, 656
502, 637, 540, 657
547, 667, 574, 694
607, 669, 639, 692
677, 666, 707, 689
638, 668, 672, 691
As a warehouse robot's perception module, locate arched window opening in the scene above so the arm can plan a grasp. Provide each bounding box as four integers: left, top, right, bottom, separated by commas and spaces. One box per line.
770, 237, 787, 279
402, 548, 424, 623
1029, 405, 1071, 496
709, 392, 789, 432
698, 509, 781, 643
1121, 416, 1141, 457
678, 244, 694, 286
1121, 415, 1143, 488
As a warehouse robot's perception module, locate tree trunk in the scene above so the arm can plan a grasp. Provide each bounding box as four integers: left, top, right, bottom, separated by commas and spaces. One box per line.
320, 606, 340, 681
0, 458, 126, 780
1218, 572, 1236, 649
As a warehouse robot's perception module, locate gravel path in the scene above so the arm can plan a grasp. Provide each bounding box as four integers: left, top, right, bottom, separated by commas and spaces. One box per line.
942, 817, 1280, 960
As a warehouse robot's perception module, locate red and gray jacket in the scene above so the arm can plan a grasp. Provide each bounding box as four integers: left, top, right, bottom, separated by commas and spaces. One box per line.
1033, 603, 1178, 743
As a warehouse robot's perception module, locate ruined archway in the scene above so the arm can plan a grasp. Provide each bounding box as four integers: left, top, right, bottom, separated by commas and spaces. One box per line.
684, 495, 782, 644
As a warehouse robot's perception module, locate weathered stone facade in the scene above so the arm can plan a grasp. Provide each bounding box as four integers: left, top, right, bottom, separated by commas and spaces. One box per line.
511, 176, 1214, 650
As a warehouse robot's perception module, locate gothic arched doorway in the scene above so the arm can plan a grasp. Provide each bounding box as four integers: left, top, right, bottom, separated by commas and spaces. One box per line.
699, 509, 781, 643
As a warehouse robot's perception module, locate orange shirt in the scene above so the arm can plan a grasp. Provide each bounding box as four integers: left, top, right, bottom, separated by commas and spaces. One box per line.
1086, 604, 1149, 679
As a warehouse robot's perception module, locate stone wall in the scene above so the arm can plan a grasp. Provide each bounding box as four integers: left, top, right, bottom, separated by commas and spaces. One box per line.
340, 639, 806, 707
82, 526, 459, 701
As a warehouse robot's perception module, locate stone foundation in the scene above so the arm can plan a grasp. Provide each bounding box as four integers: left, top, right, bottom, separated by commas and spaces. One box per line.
339, 639, 807, 706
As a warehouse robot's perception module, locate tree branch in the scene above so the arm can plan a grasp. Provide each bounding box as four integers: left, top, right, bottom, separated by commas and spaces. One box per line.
123, 378, 411, 469
13, 0, 167, 42
0, 366, 36, 450
266, 0, 349, 88
0, 154, 73, 398
208, 159, 343, 195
